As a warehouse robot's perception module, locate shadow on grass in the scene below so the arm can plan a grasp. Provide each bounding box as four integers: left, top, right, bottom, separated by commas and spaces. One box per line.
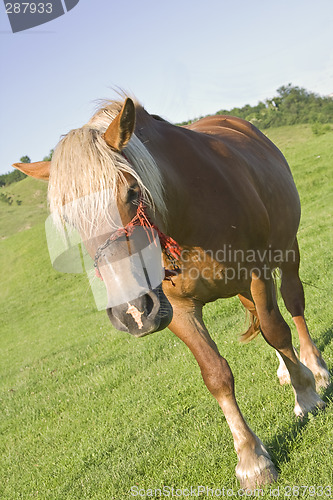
268, 401, 331, 474
314, 326, 333, 353
267, 332, 333, 474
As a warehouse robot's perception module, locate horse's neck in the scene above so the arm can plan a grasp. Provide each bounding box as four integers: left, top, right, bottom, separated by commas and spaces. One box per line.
135, 109, 199, 240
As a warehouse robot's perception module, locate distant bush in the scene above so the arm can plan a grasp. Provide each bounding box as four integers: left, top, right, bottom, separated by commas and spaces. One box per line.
0, 192, 14, 205
0, 191, 23, 206
311, 122, 331, 136
43, 149, 54, 161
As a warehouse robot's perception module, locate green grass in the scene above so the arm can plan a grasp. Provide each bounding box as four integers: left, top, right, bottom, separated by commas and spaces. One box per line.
0, 126, 332, 499
0, 177, 48, 239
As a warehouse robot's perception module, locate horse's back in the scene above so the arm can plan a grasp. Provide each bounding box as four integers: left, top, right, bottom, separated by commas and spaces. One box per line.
185, 115, 301, 248
186, 115, 290, 171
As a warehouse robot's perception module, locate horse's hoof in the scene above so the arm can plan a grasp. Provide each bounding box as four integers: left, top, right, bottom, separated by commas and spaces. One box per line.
238, 463, 278, 489
309, 363, 331, 392
314, 370, 331, 391
301, 349, 331, 391
236, 447, 278, 488
294, 387, 326, 418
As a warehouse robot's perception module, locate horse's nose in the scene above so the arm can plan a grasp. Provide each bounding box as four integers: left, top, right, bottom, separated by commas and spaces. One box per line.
108, 290, 157, 332
106, 285, 173, 337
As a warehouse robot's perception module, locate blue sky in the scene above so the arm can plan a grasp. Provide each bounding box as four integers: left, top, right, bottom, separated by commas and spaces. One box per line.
1, 0, 332, 174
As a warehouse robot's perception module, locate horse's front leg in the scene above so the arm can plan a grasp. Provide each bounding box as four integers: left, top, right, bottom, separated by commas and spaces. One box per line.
168, 298, 278, 488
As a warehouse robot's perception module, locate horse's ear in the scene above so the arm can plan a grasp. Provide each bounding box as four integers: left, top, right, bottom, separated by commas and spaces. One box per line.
12, 161, 50, 181
103, 98, 136, 152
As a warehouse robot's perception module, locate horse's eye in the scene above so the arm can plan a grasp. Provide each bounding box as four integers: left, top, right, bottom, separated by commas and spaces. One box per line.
126, 184, 139, 204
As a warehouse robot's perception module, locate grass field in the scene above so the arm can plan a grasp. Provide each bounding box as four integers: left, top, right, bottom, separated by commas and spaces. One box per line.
0, 125, 332, 499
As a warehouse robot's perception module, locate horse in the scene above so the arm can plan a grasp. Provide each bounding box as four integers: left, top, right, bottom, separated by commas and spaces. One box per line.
14, 96, 330, 488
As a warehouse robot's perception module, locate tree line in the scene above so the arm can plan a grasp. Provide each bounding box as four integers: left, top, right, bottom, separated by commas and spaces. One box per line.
180, 84, 333, 129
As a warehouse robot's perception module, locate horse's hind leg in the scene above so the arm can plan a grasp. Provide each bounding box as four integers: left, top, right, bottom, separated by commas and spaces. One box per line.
250, 268, 325, 418
168, 298, 278, 488
280, 240, 330, 390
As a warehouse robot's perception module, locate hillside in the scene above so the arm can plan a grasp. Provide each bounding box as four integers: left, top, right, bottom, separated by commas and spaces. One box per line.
0, 177, 48, 239
0, 125, 332, 499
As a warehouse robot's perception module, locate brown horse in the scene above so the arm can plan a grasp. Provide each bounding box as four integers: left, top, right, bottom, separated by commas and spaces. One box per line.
14, 97, 330, 488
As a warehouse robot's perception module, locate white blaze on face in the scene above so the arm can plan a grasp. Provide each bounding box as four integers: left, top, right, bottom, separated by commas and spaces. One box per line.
126, 304, 144, 329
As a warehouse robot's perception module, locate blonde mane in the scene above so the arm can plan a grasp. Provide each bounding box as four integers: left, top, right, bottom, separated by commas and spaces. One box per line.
48, 99, 167, 236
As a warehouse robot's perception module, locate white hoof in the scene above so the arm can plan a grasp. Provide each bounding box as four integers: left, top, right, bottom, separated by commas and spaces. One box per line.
294, 376, 326, 418
301, 352, 331, 391
293, 386, 326, 418
287, 361, 326, 417
236, 440, 278, 488
313, 366, 331, 391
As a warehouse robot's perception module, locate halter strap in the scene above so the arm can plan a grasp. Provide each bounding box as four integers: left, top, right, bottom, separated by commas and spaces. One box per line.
94, 197, 182, 279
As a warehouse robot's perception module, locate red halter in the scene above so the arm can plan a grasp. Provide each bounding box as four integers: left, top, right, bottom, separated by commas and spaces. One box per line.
124, 199, 181, 260
94, 197, 182, 283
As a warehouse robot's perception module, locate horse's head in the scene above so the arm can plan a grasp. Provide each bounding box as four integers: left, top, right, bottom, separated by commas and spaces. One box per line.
13, 98, 173, 337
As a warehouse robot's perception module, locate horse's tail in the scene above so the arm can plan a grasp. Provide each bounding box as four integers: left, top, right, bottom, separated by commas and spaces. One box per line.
240, 312, 261, 343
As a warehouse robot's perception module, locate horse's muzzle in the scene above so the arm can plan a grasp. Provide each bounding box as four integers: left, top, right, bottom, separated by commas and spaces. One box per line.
106, 284, 173, 337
